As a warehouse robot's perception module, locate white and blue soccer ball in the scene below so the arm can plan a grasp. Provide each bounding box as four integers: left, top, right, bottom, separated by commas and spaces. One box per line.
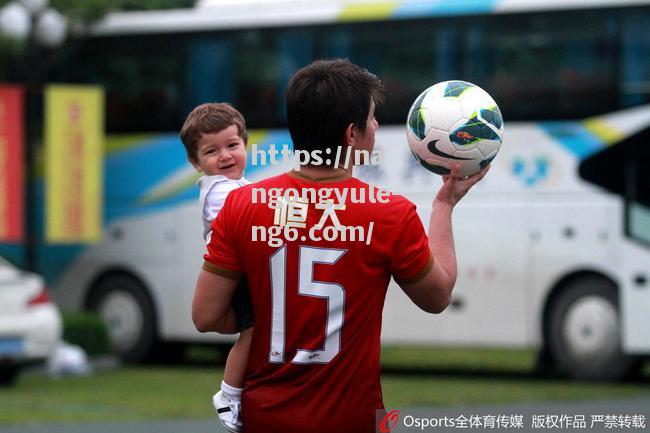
406, 80, 504, 177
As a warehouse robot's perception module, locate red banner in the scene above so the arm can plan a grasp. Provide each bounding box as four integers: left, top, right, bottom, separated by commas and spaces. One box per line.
0, 86, 24, 242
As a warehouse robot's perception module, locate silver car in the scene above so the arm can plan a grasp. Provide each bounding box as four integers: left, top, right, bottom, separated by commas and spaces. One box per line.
0, 256, 62, 385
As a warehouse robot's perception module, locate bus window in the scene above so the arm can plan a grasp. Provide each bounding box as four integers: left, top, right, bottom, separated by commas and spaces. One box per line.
479, 10, 617, 120
321, 28, 351, 59
184, 36, 235, 115
233, 28, 286, 127
626, 159, 650, 246
66, 35, 186, 133
327, 20, 459, 124
629, 203, 650, 246
61, 5, 650, 133
276, 29, 315, 123
621, 11, 650, 107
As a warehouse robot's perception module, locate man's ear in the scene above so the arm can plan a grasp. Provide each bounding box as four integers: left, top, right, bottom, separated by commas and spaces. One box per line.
344, 122, 356, 146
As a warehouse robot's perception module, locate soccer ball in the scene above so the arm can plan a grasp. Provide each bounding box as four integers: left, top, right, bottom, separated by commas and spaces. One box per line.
406, 80, 504, 177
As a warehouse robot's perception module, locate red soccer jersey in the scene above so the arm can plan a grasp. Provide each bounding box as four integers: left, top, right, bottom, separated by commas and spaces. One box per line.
205, 172, 431, 433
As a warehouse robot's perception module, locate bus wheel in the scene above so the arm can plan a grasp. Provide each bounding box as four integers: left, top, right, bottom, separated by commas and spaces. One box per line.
548, 276, 639, 381
88, 275, 157, 363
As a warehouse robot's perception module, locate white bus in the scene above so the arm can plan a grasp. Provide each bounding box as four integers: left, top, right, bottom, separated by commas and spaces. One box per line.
5, 0, 648, 380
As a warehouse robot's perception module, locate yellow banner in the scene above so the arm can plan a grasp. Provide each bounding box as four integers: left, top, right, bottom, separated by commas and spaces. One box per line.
45, 85, 104, 243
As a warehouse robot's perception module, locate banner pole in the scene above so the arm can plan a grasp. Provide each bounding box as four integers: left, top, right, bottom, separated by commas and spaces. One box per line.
23, 23, 44, 272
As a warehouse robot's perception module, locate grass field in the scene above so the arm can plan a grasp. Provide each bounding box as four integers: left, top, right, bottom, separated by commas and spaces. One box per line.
1, 347, 648, 425
381, 346, 650, 408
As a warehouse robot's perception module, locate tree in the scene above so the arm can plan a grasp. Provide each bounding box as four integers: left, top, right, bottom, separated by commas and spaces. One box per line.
0, 0, 195, 23
0, 0, 195, 80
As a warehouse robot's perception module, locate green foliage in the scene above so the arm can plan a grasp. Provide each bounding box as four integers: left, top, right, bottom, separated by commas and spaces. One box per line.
50, 0, 115, 23
0, 36, 27, 81
0, 0, 196, 24
0, 0, 197, 72
62, 311, 110, 356
118, 0, 195, 11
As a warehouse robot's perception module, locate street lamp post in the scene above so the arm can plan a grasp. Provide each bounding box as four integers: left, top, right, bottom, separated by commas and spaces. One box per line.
0, 0, 67, 271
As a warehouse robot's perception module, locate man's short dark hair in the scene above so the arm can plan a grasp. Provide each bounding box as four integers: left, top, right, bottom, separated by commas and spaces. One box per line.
286, 59, 384, 165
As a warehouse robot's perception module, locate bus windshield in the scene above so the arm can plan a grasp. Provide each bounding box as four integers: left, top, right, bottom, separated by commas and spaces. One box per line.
580, 126, 650, 247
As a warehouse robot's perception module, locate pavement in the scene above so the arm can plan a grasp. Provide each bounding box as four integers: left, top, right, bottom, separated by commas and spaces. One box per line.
0, 419, 224, 433
1, 397, 647, 433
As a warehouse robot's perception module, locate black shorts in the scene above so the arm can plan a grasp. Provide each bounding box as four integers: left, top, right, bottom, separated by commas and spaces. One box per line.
232, 277, 254, 332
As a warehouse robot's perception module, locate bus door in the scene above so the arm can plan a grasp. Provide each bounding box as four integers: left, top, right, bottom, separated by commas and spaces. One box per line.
580, 127, 650, 353
621, 133, 650, 353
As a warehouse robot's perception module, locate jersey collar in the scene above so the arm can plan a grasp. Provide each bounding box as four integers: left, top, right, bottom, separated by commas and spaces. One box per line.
287, 169, 351, 183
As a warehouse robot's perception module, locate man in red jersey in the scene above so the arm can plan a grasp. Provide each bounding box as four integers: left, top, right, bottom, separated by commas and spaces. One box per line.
192, 59, 488, 433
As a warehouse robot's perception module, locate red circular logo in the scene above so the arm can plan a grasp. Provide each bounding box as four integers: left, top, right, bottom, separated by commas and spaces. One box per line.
379, 409, 401, 433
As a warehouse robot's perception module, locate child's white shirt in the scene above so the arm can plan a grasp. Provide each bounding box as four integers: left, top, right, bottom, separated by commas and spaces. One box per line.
198, 175, 250, 242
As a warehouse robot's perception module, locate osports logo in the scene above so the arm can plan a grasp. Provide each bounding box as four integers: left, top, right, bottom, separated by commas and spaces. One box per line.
379, 409, 401, 433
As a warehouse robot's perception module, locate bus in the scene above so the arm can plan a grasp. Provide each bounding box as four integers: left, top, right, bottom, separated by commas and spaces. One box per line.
3, 0, 649, 380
